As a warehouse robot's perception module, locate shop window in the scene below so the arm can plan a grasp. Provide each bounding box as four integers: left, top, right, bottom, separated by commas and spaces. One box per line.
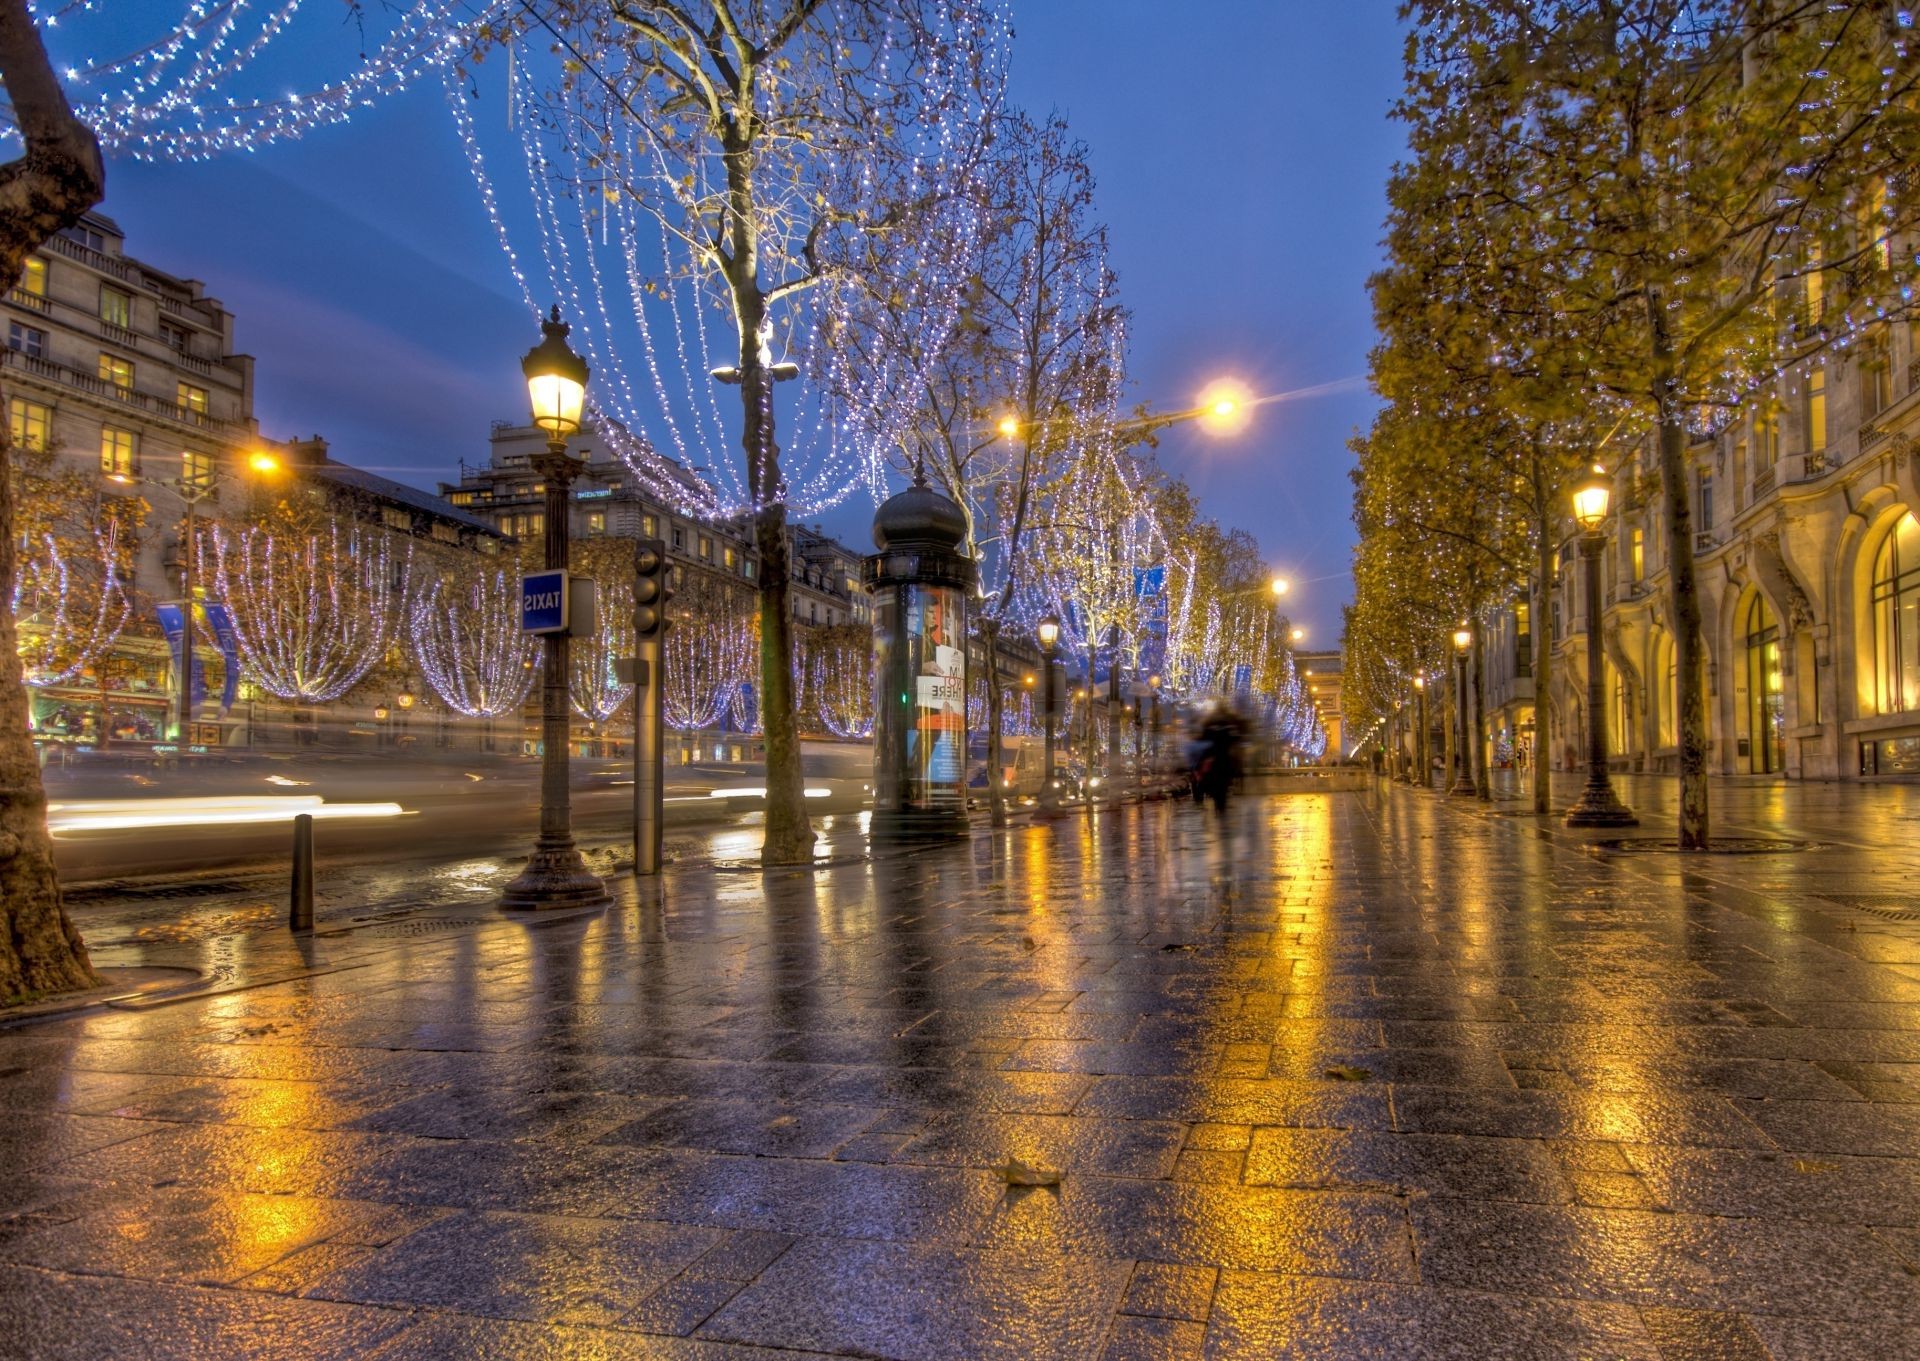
1744, 594, 1784, 774
99, 425, 137, 477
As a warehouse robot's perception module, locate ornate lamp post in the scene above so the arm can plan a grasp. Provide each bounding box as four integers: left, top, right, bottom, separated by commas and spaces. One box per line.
1413, 673, 1427, 787
1449, 627, 1477, 795
1038, 614, 1061, 811
502, 307, 611, 910
1564, 468, 1638, 827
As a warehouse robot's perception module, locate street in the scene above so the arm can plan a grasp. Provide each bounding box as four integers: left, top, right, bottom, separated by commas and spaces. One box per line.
47, 741, 875, 883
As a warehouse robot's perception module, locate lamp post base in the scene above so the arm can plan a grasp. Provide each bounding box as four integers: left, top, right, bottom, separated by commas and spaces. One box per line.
1563, 779, 1639, 828
501, 839, 612, 911
1448, 774, 1476, 797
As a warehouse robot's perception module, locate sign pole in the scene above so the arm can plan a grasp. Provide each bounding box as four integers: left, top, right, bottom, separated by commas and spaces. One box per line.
632, 540, 668, 876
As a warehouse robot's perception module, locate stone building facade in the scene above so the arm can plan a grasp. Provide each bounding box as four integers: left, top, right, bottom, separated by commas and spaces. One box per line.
1479, 315, 1920, 783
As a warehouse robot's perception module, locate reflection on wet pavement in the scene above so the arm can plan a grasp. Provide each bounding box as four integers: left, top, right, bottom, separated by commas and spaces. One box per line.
7, 779, 1920, 1357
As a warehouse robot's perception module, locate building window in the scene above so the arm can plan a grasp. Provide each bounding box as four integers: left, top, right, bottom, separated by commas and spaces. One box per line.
1744, 593, 1784, 774
67, 225, 104, 252
723, 546, 738, 570
584, 510, 606, 536
98, 286, 131, 329
1863, 334, 1894, 419
381, 506, 412, 532
97, 352, 133, 392
159, 320, 189, 353
432, 523, 460, 545
176, 382, 208, 417
1804, 365, 1826, 452
1803, 243, 1824, 326
1696, 468, 1714, 533
19, 258, 45, 297
1751, 402, 1779, 471
743, 558, 756, 581
7, 322, 45, 358
8, 398, 49, 453
671, 526, 685, 550
698, 534, 712, 561
448, 490, 474, 506
1629, 527, 1644, 582
182, 450, 212, 490
99, 425, 137, 477
1872, 512, 1920, 715
1656, 634, 1677, 749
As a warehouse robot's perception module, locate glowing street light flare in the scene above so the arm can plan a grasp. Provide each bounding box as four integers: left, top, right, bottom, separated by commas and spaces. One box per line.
1195, 378, 1254, 436
996, 414, 1020, 439
247, 450, 282, 475
1270, 577, 1290, 597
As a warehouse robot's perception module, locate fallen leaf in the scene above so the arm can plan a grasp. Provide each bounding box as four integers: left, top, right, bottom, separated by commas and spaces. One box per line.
998, 1157, 1062, 1187
1324, 1065, 1373, 1082
1793, 1158, 1840, 1174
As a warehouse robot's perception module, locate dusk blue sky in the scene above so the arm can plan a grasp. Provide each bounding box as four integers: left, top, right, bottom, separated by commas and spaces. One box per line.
94, 2, 1406, 646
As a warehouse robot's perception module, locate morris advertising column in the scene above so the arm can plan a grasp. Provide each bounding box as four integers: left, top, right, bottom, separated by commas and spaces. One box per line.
864, 478, 978, 843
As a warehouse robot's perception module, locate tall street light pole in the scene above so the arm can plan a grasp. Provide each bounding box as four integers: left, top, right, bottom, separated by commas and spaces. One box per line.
1449, 627, 1477, 796
1564, 468, 1638, 828
502, 308, 612, 911
1038, 615, 1060, 811
1413, 673, 1427, 787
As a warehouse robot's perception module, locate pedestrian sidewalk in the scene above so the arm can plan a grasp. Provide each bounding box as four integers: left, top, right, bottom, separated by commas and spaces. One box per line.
4, 781, 1920, 1357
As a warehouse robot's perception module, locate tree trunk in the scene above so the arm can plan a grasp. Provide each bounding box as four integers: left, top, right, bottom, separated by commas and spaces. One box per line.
981, 618, 1006, 828
0, 0, 105, 1003
1532, 530, 1553, 816
1649, 296, 1709, 848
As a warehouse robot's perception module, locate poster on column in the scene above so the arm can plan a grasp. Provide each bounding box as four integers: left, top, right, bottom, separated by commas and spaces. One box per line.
906, 586, 965, 804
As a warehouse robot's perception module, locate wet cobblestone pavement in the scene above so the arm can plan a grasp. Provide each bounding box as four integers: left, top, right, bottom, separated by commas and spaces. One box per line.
7, 778, 1920, 1358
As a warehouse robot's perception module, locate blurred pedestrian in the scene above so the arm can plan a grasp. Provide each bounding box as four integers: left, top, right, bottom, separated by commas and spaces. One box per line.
1194, 699, 1247, 815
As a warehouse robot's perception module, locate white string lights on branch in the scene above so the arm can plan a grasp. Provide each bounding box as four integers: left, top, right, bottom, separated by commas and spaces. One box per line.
663, 576, 755, 734
12, 523, 131, 688
803, 626, 873, 739
20, 0, 512, 160
207, 518, 408, 703
571, 579, 635, 724
444, 2, 1007, 523
408, 564, 537, 719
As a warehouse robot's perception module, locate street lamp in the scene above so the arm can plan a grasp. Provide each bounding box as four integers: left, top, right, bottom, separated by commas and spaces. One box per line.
1564, 467, 1638, 827
1038, 614, 1060, 809
1449, 626, 1476, 796
501, 307, 611, 910
1270, 577, 1289, 597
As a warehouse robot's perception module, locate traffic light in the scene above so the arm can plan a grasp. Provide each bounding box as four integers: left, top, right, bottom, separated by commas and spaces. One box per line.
634, 538, 672, 640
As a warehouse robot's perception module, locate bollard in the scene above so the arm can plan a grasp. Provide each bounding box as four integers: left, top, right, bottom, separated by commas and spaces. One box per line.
290, 812, 314, 931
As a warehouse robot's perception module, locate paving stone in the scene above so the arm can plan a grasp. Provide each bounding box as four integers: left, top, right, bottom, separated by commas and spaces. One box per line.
1244, 1128, 1572, 1203
1411, 1196, 1920, 1321
303, 1208, 718, 1324
1202, 1270, 1660, 1359
0, 1262, 411, 1360
1122, 1261, 1218, 1321
698, 1236, 1129, 1361
1101, 1312, 1207, 1359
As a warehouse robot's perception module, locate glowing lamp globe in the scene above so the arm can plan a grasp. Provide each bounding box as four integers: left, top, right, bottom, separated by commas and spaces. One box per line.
1270, 576, 1289, 597
1413, 675, 1425, 691
247, 450, 281, 475
996, 414, 1020, 439
1571, 469, 1612, 533
1453, 627, 1472, 652
1037, 615, 1061, 650
522, 306, 590, 439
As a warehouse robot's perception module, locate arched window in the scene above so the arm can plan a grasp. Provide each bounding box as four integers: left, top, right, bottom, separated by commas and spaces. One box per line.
1745, 595, 1784, 774
1872, 512, 1920, 715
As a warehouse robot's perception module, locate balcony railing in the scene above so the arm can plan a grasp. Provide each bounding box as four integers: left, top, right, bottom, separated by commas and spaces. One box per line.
43, 231, 136, 283
0, 347, 243, 435
1695, 530, 1717, 553
1751, 465, 1776, 499
100, 321, 139, 349
6, 289, 49, 315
